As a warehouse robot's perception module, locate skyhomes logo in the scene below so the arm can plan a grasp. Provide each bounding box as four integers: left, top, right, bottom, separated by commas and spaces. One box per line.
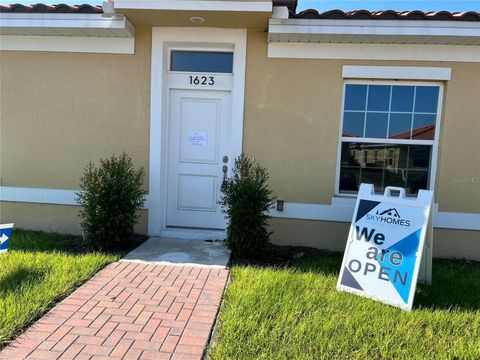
365, 207, 411, 227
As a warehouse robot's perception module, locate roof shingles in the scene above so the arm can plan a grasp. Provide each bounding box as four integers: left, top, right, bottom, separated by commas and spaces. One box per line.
0, 3, 103, 13
1, 2, 479, 22
290, 9, 480, 22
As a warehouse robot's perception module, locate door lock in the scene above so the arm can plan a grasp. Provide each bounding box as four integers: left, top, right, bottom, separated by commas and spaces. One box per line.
221, 163, 228, 190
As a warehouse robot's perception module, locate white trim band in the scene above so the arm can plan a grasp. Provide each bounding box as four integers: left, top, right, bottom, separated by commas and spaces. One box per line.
270, 201, 480, 231
434, 210, 480, 230
1, 187, 478, 231
342, 66, 452, 81
0, 187, 151, 209
1, 187, 78, 206
267, 42, 480, 63
0, 35, 135, 54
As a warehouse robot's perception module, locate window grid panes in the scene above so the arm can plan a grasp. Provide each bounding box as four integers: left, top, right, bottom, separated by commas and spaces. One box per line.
339, 83, 440, 196
342, 84, 439, 140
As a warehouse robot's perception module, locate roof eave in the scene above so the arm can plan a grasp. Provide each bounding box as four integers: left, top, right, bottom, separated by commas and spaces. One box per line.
268, 18, 480, 45
0, 12, 135, 38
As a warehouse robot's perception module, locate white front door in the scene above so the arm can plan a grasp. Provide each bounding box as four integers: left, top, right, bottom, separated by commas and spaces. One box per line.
147, 29, 247, 237
166, 87, 232, 230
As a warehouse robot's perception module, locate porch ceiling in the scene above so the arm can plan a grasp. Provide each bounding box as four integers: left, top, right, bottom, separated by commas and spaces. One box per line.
118, 9, 271, 28
114, 0, 273, 28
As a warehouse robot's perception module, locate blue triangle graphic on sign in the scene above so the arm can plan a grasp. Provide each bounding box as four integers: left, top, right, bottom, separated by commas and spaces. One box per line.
356, 200, 381, 222
340, 267, 364, 291
378, 228, 422, 304
0, 226, 13, 252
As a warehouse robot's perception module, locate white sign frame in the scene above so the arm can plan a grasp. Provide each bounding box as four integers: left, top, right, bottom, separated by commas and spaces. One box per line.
337, 184, 433, 311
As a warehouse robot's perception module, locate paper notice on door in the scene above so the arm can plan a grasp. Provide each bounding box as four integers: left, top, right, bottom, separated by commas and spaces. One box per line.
187, 131, 207, 147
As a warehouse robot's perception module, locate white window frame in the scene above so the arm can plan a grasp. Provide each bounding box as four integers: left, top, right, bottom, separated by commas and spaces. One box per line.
334, 79, 443, 197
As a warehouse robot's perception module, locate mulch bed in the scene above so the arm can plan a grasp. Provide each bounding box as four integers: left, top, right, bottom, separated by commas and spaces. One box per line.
63, 233, 149, 255
229, 243, 333, 267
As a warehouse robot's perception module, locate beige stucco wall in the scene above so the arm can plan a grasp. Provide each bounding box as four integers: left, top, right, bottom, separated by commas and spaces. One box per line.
0, 26, 152, 190
4, 28, 477, 205
0, 27, 478, 259
243, 30, 480, 214
0, 202, 148, 235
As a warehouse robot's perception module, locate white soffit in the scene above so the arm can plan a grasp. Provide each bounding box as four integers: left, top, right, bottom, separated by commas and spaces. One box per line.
268, 18, 480, 46
342, 65, 452, 80
0, 13, 135, 38
115, 0, 272, 12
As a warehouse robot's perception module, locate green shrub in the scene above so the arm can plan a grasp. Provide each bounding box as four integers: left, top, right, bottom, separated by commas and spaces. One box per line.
220, 154, 275, 258
76, 153, 146, 251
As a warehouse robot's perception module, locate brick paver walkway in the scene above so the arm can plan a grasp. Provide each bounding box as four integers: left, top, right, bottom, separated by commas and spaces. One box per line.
0, 261, 229, 360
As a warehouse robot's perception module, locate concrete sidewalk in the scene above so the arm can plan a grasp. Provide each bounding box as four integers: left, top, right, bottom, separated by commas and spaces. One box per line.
0, 260, 229, 360
122, 237, 230, 268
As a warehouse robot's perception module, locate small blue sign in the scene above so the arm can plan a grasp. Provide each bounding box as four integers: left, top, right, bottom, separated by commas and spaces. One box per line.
0, 224, 14, 253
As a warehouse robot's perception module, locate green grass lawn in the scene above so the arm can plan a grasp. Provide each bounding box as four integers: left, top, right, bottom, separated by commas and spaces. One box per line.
0, 230, 118, 347
210, 254, 480, 359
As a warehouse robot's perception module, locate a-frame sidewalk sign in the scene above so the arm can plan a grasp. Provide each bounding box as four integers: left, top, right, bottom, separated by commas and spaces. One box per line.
337, 184, 433, 311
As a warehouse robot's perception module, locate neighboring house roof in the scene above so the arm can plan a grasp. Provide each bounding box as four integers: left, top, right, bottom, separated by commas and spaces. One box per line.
342, 124, 436, 140
0, 3, 103, 13
290, 9, 480, 21
342, 131, 357, 138
390, 124, 436, 140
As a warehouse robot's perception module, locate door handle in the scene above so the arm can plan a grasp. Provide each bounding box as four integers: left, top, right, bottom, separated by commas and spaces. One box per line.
221, 155, 229, 190
221, 164, 228, 190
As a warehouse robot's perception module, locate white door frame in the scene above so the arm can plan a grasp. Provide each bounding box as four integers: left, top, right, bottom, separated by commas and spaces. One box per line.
148, 27, 247, 237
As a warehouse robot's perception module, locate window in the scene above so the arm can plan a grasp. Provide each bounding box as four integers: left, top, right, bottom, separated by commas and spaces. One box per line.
337, 82, 441, 196
170, 50, 233, 73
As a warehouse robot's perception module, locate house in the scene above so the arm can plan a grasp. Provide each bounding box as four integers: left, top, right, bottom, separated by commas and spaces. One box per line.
1, 1, 479, 260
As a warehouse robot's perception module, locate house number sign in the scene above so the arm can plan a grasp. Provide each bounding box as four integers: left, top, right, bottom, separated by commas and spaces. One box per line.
189, 75, 215, 86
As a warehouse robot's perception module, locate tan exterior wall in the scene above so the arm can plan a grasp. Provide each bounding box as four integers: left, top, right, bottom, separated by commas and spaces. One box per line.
243, 30, 480, 214
0, 202, 148, 235
0, 26, 152, 190
1, 27, 478, 259
269, 218, 480, 260
435, 65, 480, 213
